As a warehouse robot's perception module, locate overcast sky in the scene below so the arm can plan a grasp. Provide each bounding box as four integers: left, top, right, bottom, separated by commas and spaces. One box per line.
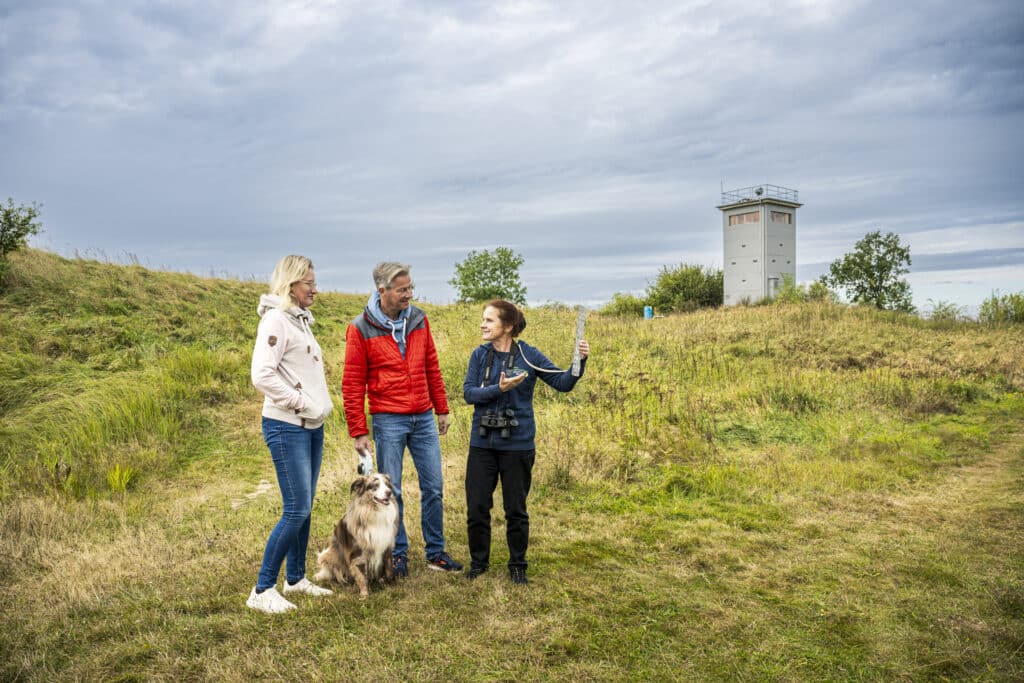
2, 0, 1022, 312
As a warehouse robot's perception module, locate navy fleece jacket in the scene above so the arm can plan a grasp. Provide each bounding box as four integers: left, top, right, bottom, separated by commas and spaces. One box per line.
463, 340, 587, 451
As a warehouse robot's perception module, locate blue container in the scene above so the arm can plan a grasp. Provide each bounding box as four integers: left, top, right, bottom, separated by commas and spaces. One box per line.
643, 306, 653, 319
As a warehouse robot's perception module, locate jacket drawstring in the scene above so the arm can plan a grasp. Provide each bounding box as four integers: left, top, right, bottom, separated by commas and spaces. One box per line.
299, 313, 315, 353
387, 316, 407, 347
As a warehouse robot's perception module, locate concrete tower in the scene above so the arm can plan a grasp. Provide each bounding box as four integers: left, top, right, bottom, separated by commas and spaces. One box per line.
718, 184, 802, 306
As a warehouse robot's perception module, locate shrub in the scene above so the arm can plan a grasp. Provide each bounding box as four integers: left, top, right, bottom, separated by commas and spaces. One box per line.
601, 292, 647, 317
772, 275, 838, 305
646, 263, 722, 312
806, 280, 838, 303
926, 299, 966, 323
979, 292, 1024, 324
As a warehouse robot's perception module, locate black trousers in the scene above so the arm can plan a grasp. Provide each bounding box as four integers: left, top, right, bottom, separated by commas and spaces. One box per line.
465, 446, 536, 570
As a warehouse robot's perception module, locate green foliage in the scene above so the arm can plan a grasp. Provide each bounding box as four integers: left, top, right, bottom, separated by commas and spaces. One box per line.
925, 299, 966, 323
645, 262, 722, 313
106, 463, 138, 494
448, 246, 526, 304
774, 274, 838, 305
823, 230, 914, 311
806, 280, 836, 302
600, 291, 646, 317
979, 291, 1024, 324
0, 198, 43, 285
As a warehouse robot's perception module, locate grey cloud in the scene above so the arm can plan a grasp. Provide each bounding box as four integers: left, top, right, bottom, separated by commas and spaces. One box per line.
912, 249, 1024, 273
801, 248, 1024, 281
2, 0, 1022, 310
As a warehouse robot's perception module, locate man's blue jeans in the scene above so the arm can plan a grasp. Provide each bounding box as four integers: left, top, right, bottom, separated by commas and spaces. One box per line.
256, 416, 323, 591
371, 411, 446, 559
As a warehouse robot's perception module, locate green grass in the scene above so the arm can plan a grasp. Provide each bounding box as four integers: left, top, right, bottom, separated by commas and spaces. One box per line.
1, 248, 1023, 681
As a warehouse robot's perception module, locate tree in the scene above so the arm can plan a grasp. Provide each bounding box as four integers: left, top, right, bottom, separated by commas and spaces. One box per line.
449, 247, 526, 304
645, 263, 723, 313
822, 230, 914, 312
1, 198, 43, 285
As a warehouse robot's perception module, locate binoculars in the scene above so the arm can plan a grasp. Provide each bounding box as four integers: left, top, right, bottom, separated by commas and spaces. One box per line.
479, 408, 519, 438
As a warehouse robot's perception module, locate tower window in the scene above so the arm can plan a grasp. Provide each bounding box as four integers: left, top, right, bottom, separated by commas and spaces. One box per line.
771, 211, 792, 224
729, 211, 760, 226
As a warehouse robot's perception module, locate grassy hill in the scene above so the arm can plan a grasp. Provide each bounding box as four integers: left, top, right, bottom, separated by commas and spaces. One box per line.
2, 248, 1023, 681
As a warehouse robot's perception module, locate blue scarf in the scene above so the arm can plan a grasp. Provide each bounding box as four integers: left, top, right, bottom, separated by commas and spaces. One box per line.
366, 291, 409, 358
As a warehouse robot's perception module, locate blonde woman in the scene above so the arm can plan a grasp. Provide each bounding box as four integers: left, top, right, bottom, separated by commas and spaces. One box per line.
247, 255, 334, 613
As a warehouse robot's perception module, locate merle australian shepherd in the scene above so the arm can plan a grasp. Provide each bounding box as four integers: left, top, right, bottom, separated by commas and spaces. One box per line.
315, 473, 400, 599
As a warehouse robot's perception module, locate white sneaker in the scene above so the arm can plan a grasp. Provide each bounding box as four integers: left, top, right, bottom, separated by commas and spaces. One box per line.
282, 577, 333, 597
246, 586, 297, 614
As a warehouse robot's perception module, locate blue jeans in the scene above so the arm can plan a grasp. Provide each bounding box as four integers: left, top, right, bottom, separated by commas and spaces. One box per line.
372, 411, 446, 559
256, 417, 324, 591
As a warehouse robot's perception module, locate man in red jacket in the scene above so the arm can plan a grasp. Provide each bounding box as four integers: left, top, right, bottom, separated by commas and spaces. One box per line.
343, 262, 463, 577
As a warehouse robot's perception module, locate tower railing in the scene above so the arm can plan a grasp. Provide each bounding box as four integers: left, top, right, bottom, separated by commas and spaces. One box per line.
720, 184, 799, 205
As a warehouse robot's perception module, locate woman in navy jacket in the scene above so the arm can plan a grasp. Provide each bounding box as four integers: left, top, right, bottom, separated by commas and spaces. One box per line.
463, 299, 589, 584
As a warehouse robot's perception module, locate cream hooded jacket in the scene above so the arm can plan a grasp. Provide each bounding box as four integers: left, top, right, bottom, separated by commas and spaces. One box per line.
251, 294, 334, 429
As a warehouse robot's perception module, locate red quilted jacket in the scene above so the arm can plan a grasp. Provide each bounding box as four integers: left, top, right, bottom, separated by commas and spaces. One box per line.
342, 305, 449, 437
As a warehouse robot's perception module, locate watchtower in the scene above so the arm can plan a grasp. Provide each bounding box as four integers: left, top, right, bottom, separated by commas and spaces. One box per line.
717, 184, 802, 305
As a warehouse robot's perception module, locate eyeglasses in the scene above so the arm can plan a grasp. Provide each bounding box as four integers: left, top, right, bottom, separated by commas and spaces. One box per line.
296, 279, 317, 289
390, 285, 414, 295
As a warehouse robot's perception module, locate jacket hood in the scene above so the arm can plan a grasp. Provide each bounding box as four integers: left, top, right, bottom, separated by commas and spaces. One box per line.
365, 290, 416, 348
258, 293, 315, 324
365, 291, 408, 324
363, 292, 424, 327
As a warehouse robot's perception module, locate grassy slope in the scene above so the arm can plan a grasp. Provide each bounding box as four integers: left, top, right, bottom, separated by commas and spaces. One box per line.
1, 249, 1023, 681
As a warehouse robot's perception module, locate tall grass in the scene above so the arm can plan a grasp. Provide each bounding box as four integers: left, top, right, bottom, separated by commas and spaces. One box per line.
2, 249, 1023, 681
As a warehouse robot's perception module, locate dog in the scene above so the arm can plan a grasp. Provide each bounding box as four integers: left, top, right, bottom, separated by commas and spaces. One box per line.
315, 473, 399, 599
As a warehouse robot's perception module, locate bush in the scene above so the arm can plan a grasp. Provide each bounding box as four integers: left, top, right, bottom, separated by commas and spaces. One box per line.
600, 292, 646, 317
773, 275, 838, 305
979, 292, 1024, 324
806, 280, 837, 303
926, 299, 967, 323
646, 263, 722, 312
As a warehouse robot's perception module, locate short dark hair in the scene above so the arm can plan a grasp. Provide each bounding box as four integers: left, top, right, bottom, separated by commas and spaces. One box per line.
486, 299, 526, 337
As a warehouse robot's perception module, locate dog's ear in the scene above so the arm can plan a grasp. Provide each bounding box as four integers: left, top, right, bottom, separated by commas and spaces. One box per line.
350, 477, 367, 495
